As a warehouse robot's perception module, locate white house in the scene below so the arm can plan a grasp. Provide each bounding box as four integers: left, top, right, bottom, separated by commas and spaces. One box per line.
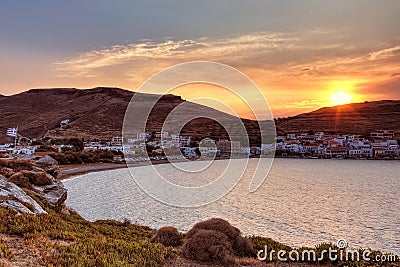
179, 136, 191, 147
13, 146, 37, 155
314, 132, 324, 141
240, 147, 251, 156
348, 149, 363, 158
99, 145, 124, 152
137, 133, 151, 141
199, 147, 218, 157
182, 147, 197, 158
333, 136, 346, 146
286, 133, 296, 139
261, 143, 274, 154
60, 119, 70, 127
360, 146, 373, 157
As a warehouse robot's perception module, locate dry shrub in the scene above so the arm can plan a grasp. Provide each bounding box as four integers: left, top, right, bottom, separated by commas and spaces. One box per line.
182, 229, 234, 264
233, 235, 253, 257
151, 226, 181, 247
186, 218, 253, 257
186, 218, 240, 242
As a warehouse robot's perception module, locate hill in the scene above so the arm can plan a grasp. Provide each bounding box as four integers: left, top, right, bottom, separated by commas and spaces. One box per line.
0, 87, 273, 145
275, 100, 400, 134
1, 88, 399, 144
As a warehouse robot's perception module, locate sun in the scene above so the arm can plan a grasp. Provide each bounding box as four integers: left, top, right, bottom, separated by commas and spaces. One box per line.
330, 92, 353, 105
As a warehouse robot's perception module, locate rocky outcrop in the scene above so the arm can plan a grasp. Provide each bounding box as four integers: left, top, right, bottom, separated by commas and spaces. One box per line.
0, 156, 67, 214
0, 175, 47, 215
34, 155, 60, 178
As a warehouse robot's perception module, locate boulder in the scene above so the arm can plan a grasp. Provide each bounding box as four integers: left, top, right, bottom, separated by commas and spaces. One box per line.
0, 157, 68, 213
32, 182, 68, 212
34, 155, 60, 178
7, 170, 67, 213
0, 175, 47, 215
0, 166, 15, 178
7, 172, 33, 189
21, 170, 54, 186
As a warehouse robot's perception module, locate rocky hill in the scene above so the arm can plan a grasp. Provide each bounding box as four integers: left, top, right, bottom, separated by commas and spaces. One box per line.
0, 87, 273, 145
1, 87, 399, 144
275, 100, 400, 134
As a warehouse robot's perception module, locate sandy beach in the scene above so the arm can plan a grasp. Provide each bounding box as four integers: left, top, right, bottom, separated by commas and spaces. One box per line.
57, 159, 182, 180
58, 163, 128, 180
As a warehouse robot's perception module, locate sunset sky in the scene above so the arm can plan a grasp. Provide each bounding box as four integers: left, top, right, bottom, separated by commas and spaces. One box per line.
1, 0, 399, 118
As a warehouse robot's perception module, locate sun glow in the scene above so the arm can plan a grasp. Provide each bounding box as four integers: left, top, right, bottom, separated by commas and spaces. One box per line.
330, 92, 353, 105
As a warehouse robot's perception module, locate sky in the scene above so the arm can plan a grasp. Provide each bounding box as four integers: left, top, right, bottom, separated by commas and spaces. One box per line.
1, 0, 399, 118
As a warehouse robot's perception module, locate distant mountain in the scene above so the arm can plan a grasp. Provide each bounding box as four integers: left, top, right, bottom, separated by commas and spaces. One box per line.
0, 87, 273, 145
275, 100, 400, 134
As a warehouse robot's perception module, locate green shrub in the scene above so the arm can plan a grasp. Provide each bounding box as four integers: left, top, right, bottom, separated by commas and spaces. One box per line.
0, 207, 174, 266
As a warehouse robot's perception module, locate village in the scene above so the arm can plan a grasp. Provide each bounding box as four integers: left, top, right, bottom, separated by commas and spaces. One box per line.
1, 122, 399, 161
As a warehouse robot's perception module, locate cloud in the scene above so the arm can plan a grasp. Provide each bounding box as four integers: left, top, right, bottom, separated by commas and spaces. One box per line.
53, 32, 297, 77
391, 72, 400, 77
52, 30, 400, 117
54, 31, 400, 83
368, 45, 400, 60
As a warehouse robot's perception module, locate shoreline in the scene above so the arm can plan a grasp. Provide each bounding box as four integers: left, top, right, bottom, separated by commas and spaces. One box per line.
58, 159, 186, 180
58, 163, 128, 180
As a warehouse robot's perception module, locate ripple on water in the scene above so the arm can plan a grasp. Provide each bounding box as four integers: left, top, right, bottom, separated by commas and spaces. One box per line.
63, 158, 400, 254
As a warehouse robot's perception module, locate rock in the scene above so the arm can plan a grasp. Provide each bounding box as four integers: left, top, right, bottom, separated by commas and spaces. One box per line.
33, 182, 67, 212
31, 166, 46, 172
0, 175, 47, 215
7, 170, 67, 212
34, 156, 59, 178
21, 170, 54, 186
0, 167, 15, 178
7, 172, 33, 190
0, 157, 68, 213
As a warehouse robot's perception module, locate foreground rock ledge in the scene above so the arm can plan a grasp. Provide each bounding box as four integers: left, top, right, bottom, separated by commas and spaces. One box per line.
0, 156, 68, 214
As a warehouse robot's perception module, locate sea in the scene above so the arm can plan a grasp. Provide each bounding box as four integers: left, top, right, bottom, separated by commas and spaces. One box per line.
63, 158, 400, 254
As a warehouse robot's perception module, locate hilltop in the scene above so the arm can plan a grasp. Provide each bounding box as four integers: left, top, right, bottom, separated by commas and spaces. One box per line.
275, 100, 400, 134
0, 87, 272, 145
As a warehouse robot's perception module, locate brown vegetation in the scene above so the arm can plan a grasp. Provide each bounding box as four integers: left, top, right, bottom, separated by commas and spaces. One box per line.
182, 229, 235, 265
182, 218, 253, 264
185, 218, 253, 257
151, 226, 182, 247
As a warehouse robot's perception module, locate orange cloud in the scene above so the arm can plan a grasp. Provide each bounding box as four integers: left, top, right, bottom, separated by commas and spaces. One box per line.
53, 31, 400, 118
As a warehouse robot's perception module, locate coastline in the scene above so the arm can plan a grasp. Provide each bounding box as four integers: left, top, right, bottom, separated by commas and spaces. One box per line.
58, 163, 128, 180
58, 159, 185, 180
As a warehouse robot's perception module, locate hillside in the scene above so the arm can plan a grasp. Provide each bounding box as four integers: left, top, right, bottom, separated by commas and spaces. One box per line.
0, 87, 272, 145
275, 100, 400, 134
1, 88, 399, 144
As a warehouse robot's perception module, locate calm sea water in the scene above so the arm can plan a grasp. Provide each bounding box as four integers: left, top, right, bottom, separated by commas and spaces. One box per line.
63, 158, 400, 254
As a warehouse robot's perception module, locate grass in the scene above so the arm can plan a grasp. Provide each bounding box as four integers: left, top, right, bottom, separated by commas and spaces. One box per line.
0, 206, 398, 266
0, 207, 175, 266
0, 240, 12, 260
